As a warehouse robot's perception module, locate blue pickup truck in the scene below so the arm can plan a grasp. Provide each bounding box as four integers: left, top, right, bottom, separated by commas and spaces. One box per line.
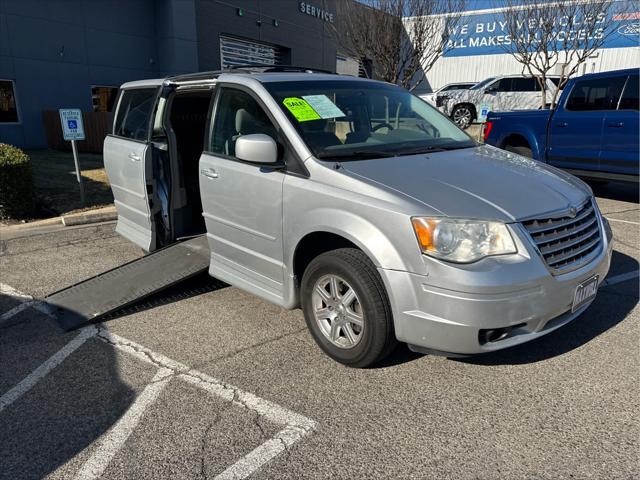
484, 68, 639, 183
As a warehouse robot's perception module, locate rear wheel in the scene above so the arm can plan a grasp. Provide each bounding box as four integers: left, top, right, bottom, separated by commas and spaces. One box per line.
504, 144, 532, 158
300, 248, 396, 368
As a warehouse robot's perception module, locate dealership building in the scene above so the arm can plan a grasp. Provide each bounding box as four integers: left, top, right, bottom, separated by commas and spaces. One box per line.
422, 1, 640, 91
0, 0, 363, 149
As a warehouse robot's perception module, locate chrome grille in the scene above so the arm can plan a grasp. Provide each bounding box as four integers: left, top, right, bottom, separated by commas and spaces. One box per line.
522, 201, 602, 273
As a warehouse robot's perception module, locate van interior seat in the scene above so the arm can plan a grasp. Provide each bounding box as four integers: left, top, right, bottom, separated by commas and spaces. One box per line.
226, 108, 277, 155
300, 118, 342, 150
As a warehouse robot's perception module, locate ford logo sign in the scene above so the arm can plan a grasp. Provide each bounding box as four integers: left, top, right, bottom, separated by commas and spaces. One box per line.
618, 23, 640, 36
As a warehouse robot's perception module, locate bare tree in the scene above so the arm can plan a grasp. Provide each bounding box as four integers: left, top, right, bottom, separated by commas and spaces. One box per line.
332, 0, 464, 91
499, 0, 625, 108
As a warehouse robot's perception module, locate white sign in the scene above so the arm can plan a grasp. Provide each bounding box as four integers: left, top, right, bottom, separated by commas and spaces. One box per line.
302, 95, 345, 119
298, 2, 334, 23
478, 104, 492, 123
59, 108, 85, 141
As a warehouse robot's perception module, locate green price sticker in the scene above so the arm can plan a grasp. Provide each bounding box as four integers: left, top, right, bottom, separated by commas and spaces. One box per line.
282, 97, 321, 122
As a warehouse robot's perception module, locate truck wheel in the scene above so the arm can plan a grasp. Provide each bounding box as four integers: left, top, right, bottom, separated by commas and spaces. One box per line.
300, 248, 396, 368
451, 105, 473, 129
505, 145, 532, 158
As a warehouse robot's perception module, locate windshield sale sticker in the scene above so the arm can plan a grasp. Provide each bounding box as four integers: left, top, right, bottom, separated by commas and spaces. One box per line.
302, 95, 346, 119
282, 97, 321, 122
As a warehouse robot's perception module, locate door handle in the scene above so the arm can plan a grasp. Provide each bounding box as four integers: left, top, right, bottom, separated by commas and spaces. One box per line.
128, 153, 141, 161
555, 122, 568, 128
607, 122, 624, 128
200, 168, 219, 179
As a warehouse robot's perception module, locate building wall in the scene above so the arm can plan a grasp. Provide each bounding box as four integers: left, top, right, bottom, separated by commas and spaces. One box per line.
194, 0, 338, 72
0, 0, 342, 149
418, 1, 640, 91
426, 47, 640, 90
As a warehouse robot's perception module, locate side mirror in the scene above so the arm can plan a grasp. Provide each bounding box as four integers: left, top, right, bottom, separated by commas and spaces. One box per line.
235, 134, 278, 164
484, 89, 494, 94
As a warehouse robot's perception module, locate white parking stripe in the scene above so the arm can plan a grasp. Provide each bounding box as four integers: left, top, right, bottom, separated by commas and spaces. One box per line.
602, 270, 639, 287
74, 368, 173, 480
606, 217, 640, 225
96, 329, 317, 479
0, 326, 97, 413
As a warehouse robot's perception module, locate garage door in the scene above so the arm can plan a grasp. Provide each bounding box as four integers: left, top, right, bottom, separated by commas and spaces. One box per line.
220, 35, 284, 68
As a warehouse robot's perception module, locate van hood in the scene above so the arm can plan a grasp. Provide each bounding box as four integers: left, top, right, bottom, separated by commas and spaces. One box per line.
340, 145, 591, 222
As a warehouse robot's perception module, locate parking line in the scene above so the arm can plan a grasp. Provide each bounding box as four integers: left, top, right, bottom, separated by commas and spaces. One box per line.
74, 368, 173, 480
0, 326, 97, 413
96, 329, 317, 479
607, 217, 640, 225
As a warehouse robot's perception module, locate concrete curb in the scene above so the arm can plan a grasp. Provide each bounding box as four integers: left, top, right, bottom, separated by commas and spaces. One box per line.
61, 206, 117, 226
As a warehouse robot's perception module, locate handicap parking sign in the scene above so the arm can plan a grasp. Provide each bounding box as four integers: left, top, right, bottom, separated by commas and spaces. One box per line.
59, 109, 85, 141
478, 104, 492, 123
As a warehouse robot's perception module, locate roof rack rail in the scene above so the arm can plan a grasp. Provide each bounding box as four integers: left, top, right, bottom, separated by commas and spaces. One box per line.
168, 64, 335, 83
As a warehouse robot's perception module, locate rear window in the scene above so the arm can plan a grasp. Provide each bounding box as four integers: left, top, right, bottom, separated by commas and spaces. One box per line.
565, 76, 627, 111
114, 88, 158, 141
511, 78, 539, 92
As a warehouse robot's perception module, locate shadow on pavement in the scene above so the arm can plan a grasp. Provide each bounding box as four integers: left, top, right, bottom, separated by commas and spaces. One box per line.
0, 302, 137, 480
589, 180, 639, 203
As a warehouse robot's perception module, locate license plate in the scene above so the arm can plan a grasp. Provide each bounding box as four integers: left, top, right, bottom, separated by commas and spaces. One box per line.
572, 275, 599, 312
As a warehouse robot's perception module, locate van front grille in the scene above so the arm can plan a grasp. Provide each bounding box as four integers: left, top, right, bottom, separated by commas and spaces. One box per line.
522, 201, 602, 273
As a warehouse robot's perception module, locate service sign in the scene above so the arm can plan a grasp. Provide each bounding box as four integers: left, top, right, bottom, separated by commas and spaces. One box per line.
59, 109, 85, 141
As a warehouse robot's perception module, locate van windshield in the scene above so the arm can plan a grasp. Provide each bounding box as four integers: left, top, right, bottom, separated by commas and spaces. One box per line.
265, 80, 475, 161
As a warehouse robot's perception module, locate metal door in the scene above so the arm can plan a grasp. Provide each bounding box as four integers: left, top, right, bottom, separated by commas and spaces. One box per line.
103, 87, 159, 251
199, 87, 285, 303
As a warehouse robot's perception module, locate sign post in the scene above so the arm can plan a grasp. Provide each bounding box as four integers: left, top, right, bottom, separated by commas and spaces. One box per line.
59, 109, 86, 205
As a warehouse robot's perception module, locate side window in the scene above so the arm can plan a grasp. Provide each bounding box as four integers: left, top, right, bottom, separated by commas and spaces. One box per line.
565, 76, 627, 111
619, 75, 639, 111
489, 79, 511, 92
210, 88, 277, 157
512, 78, 539, 92
114, 88, 158, 141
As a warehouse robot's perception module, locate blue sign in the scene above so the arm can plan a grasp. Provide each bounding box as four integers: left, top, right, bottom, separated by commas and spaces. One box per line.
444, 4, 640, 57
59, 109, 85, 141
68, 120, 77, 129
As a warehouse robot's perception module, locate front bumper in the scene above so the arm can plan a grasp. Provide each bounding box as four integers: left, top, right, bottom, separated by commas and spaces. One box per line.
379, 218, 613, 355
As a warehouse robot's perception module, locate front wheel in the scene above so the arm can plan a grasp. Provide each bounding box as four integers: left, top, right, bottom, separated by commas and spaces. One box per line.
451, 104, 474, 129
300, 248, 396, 368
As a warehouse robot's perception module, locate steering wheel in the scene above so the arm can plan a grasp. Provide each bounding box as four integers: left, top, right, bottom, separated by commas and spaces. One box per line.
372, 122, 394, 132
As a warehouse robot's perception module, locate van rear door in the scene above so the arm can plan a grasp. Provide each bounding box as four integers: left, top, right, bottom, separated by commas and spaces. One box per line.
104, 86, 160, 252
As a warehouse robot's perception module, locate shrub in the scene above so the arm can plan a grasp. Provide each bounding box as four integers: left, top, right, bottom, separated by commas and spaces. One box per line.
0, 143, 35, 219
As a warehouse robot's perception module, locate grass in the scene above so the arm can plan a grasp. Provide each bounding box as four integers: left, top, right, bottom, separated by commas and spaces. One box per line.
27, 149, 113, 218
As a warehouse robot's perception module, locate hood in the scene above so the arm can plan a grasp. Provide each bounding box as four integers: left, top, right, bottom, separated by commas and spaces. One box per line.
340, 145, 591, 222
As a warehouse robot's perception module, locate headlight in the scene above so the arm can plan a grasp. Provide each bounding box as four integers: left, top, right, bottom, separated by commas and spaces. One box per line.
411, 217, 517, 263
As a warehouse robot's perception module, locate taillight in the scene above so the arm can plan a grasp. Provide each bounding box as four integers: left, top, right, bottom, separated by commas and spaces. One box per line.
483, 121, 493, 142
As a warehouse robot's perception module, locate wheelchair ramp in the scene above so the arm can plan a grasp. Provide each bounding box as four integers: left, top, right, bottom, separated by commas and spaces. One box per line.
46, 236, 210, 331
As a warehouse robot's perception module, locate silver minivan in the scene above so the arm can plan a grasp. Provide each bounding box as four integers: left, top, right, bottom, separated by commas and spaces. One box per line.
104, 68, 612, 367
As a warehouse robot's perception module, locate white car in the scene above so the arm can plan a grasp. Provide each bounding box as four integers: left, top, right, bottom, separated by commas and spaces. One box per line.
419, 82, 476, 106
438, 75, 560, 128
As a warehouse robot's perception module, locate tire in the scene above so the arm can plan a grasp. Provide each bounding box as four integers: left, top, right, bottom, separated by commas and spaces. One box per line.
451, 104, 474, 129
504, 144, 532, 158
300, 248, 397, 368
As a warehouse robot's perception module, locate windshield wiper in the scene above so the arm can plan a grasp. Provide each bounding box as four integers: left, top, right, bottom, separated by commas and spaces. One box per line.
316, 150, 396, 160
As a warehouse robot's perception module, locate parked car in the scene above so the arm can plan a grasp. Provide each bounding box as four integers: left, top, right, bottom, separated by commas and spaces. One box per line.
438, 75, 560, 128
419, 82, 476, 106
104, 67, 612, 367
484, 68, 639, 184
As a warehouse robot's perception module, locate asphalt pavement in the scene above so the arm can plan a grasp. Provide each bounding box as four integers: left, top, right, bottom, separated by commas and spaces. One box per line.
0, 183, 638, 480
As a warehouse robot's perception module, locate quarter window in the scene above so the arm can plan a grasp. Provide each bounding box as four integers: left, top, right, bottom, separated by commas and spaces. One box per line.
210, 88, 278, 158
618, 75, 639, 111
566, 76, 627, 111
0, 80, 19, 123
114, 88, 158, 141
